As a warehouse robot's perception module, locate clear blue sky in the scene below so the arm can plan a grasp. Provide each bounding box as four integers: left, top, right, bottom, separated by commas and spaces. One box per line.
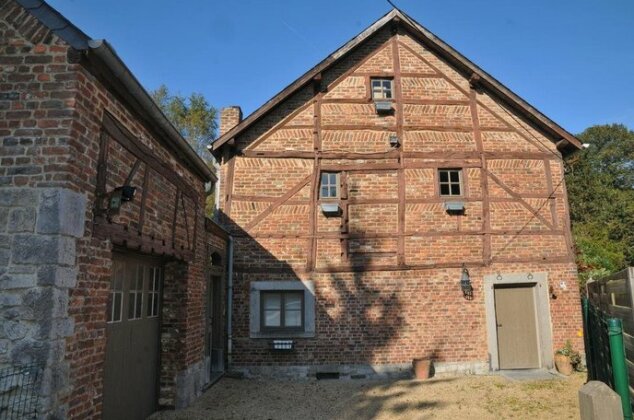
49, 0, 634, 135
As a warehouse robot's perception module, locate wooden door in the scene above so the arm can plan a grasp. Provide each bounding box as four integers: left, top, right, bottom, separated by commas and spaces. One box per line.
103, 255, 162, 420
206, 274, 225, 377
494, 284, 540, 369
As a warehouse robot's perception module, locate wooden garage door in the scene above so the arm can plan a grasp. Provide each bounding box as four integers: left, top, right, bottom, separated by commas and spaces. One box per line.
103, 254, 162, 420
494, 284, 540, 369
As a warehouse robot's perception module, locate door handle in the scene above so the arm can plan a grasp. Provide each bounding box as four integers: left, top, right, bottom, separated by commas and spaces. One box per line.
496, 324, 502, 327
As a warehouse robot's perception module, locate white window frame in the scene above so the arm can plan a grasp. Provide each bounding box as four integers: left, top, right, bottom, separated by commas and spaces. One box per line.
320, 172, 339, 199
371, 78, 393, 100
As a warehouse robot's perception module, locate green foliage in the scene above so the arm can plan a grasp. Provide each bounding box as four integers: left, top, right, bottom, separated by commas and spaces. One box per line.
556, 340, 582, 370
566, 124, 634, 286
151, 85, 218, 217
151, 84, 217, 163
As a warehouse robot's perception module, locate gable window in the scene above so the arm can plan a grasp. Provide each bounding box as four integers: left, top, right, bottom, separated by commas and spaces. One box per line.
371, 78, 393, 100
261, 291, 304, 331
439, 169, 463, 196
320, 172, 339, 199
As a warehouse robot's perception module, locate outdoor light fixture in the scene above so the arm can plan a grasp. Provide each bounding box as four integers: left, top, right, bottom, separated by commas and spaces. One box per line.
389, 134, 400, 147
108, 185, 137, 212
460, 264, 473, 300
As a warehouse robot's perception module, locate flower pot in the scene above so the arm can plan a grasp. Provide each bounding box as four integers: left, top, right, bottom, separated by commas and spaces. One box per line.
554, 354, 573, 376
412, 358, 432, 380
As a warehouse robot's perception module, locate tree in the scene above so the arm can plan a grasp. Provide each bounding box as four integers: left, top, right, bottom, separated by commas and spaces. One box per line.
565, 124, 634, 285
151, 85, 218, 216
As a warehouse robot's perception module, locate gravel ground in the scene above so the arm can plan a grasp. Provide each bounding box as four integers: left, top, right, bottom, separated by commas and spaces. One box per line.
151, 372, 585, 420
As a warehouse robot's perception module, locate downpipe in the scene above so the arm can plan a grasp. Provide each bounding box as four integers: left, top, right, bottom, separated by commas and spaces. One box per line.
226, 235, 234, 369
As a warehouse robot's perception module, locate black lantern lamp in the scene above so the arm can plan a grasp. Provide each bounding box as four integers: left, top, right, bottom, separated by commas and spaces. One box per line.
108, 185, 137, 212
460, 264, 473, 300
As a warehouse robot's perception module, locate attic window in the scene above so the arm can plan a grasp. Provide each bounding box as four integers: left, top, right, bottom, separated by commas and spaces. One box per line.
371, 78, 393, 100
439, 169, 463, 196
320, 172, 339, 199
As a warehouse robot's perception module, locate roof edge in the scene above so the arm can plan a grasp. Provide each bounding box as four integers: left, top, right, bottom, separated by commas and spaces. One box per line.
212, 8, 581, 155
16, 0, 216, 182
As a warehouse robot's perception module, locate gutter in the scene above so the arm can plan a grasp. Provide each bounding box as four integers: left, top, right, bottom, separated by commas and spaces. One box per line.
87, 40, 215, 183
226, 235, 234, 369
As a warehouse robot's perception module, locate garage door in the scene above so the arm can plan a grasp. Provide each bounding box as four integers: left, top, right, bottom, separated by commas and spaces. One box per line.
103, 254, 163, 420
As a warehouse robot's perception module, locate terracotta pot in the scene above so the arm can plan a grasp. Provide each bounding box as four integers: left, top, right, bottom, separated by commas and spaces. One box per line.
412, 358, 432, 380
554, 354, 574, 376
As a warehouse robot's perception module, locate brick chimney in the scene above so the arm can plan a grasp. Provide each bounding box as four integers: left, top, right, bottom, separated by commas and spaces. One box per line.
219, 106, 242, 137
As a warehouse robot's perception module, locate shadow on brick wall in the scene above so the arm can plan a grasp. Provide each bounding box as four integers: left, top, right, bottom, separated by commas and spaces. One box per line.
218, 210, 409, 373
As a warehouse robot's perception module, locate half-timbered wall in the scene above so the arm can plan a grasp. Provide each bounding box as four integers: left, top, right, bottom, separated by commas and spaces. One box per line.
220, 25, 582, 372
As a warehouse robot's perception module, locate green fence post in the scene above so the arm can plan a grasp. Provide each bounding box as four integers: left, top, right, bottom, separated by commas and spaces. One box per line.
608, 318, 633, 420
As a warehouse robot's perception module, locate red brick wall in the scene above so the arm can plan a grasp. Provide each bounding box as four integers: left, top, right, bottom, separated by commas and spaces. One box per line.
219, 25, 583, 369
1, 1, 225, 417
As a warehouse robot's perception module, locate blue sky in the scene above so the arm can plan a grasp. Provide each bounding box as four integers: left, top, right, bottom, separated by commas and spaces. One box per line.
48, 0, 634, 135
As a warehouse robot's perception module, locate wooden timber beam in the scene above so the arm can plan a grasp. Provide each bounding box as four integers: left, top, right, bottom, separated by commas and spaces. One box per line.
393, 29, 406, 267
102, 112, 198, 201
486, 170, 555, 230
244, 173, 313, 232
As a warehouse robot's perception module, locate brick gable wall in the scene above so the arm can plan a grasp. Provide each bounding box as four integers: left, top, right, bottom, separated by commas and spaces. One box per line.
219, 26, 582, 374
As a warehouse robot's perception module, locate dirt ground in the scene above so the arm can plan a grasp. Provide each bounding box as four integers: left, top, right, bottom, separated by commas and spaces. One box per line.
151, 372, 585, 420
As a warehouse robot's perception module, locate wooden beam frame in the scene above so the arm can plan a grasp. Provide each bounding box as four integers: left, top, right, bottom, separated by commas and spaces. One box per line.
244, 174, 313, 232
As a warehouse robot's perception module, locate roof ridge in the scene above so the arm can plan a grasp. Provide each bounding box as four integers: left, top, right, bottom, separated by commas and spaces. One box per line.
211, 8, 581, 156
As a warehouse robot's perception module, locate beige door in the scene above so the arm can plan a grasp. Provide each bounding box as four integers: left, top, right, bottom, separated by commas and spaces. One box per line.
494, 284, 540, 369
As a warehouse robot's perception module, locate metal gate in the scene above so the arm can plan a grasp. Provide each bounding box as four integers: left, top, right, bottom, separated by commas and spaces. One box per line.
103, 254, 163, 420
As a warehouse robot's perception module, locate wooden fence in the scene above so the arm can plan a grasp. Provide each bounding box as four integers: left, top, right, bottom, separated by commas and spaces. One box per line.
587, 267, 634, 403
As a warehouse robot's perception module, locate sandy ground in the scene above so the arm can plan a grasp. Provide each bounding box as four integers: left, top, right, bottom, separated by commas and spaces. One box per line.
151, 372, 585, 420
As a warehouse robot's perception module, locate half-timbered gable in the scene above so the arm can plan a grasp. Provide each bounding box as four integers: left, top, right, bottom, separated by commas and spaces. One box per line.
212, 9, 583, 377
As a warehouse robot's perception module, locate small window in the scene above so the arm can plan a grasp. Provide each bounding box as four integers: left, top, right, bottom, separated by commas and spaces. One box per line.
261, 291, 304, 331
146, 267, 161, 318
371, 78, 393, 100
128, 265, 144, 320
320, 172, 338, 199
107, 262, 124, 323
438, 169, 463, 197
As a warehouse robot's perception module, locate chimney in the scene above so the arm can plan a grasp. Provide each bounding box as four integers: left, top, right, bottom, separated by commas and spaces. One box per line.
220, 106, 242, 137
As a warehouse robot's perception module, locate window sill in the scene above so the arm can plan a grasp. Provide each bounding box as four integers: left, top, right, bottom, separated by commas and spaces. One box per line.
250, 331, 315, 339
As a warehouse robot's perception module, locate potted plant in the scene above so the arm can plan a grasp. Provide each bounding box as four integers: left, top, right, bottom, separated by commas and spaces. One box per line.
554, 340, 581, 376
412, 357, 433, 380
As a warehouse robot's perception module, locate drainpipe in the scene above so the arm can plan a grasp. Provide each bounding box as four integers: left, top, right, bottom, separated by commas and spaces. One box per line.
226, 235, 234, 369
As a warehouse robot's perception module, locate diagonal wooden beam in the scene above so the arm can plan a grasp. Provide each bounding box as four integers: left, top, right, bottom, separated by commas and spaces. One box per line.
124, 158, 142, 186
244, 174, 313, 232
486, 170, 554, 230
397, 40, 552, 154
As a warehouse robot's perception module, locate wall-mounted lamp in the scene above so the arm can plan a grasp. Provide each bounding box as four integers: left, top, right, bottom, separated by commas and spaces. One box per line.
389, 134, 400, 148
460, 264, 473, 300
108, 185, 137, 212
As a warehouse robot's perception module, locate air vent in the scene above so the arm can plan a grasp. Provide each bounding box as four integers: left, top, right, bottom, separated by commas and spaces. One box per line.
320, 202, 341, 216
444, 201, 465, 214
374, 101, 393, 114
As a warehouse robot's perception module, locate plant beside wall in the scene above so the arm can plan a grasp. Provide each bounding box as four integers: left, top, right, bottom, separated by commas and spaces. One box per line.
554, 340, 582, 375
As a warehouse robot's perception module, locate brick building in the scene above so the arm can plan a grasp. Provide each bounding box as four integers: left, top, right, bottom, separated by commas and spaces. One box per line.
211, 9, 584, 378
1, 1, 229, 418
